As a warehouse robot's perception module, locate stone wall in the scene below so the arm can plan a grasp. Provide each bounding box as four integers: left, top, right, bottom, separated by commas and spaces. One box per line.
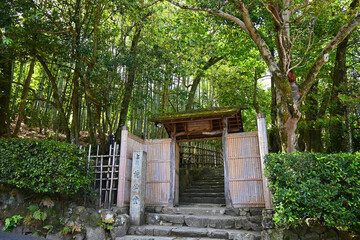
261, 210, 355, 240
0, 184, 130, 240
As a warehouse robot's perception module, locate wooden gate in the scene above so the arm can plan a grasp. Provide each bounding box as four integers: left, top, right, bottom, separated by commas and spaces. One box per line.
226, 132, 265, 208
145, 139, 171, 206
117, 126, 172, 207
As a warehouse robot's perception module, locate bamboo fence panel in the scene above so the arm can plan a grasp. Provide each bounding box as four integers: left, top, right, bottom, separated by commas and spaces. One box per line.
227, 132, 265, 208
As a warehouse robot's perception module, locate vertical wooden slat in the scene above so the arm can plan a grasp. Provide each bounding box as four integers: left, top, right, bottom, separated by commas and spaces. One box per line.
100, 156, 103, 207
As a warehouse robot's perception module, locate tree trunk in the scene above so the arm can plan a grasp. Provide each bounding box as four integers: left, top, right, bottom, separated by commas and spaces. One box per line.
0, 55, 13, 137
328, 37, 349, 152
185, 56, 223, 110
38, 56, 71, 141
71, 66, 81, 145
12, 58, 36, 137
269, 75, 281, 153
275, 76, 301, 153
115, 26, 142, 141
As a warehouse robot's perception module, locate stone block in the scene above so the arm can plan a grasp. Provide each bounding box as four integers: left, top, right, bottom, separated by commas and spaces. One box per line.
233, 232, 257, 240
322, 230, 339, 240
262, 217, 274, 229
210, 230, 229, 238
162, 214, 185, 225
171, 227, 208, 237
225, 208, 240, 216
208, 217, 234, 229
184, 216, 208, 228
153, 226, 172, 236
46, 232, 73, 240
146, 214, 161, 225
85, 225, 106, 240
283, 231, 299, 240
135, 226, 154, 235
235, 218, 262, 231
301, 232, 320, 240
110, 214, 130, 239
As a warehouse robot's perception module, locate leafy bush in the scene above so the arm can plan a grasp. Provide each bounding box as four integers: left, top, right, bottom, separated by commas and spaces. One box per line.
265, 152, 360, 232
0, 138, 92, 195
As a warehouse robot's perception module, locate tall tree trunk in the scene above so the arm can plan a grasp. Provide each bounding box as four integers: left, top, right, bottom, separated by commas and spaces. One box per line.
12, 58, 36, 137
71, 66, 81, 145
70, 0, 83, 145
38, 56, 71, 141
115, 26, 143, 141
269, 75, 281, 153
328, 36, 349, 152
0, 54, 13, 137
185, 56, 223, 110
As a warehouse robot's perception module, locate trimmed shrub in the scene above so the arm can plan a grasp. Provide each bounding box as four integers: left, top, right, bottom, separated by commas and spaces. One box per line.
265, 152, 360, 232
0, 138, 92, 195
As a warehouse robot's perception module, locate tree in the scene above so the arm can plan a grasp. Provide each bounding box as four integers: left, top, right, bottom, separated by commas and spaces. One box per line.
147, 0, 360, 152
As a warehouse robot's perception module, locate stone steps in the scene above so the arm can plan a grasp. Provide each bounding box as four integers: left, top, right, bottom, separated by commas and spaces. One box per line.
121, 225, 261, 240
180, 167, 225, 205
179, 197, 225, 204
145, 213, 262, 231
182, 188, 224, 194
180, 192, 225, 198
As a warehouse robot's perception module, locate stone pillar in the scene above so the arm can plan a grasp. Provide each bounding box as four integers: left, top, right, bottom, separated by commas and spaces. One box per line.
129, 151, 147, 225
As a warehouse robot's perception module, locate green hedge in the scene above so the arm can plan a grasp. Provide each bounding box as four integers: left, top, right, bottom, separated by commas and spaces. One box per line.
0, 138, 92, 195
265, 152, 360, 232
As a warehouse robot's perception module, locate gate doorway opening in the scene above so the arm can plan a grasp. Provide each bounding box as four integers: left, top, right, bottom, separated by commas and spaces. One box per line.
178, 139, 224, 205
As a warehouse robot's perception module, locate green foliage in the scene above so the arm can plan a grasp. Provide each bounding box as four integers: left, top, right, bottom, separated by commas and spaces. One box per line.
0, 138, 92, 195
2, 215, 23, 232
265, 152, 360, 232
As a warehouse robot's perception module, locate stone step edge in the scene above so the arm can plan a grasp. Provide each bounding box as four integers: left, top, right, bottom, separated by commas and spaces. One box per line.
127, 225, 261, 239
146, 213, 261, 220
145, 214, 262, 231
117, 236, 225, 240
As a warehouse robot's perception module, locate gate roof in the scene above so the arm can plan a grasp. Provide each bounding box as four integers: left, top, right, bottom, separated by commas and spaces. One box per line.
149, 105, 247, 140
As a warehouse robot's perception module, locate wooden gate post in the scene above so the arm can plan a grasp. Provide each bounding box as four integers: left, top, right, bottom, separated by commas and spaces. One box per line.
117, 126, 129, 207
169, 135, 176, 206
257, 113, 273, 209
222, 118, 233, 208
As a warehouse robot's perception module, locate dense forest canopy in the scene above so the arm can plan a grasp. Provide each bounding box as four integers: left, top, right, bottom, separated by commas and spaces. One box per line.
0, 0, 359, 153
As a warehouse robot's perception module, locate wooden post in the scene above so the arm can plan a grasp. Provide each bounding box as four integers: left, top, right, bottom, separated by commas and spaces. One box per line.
222, 118, 233, 208
169, 135, 176, 206
117, 126, 129, 207
175, 141, 179, 205
257, 113, 273, 209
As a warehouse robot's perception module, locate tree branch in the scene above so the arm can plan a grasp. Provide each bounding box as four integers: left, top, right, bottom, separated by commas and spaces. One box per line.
300, 12, 360, 103
164, 0, 249, 34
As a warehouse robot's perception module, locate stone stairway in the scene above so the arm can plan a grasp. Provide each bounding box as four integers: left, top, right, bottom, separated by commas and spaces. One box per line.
116, 205, 263, 240
180, 167, 225, 205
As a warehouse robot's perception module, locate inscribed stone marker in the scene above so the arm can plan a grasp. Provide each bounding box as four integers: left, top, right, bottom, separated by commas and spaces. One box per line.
129, 151, 147, 225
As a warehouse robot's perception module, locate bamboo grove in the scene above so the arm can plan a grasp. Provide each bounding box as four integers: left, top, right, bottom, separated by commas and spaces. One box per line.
1, 0, 359, 153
